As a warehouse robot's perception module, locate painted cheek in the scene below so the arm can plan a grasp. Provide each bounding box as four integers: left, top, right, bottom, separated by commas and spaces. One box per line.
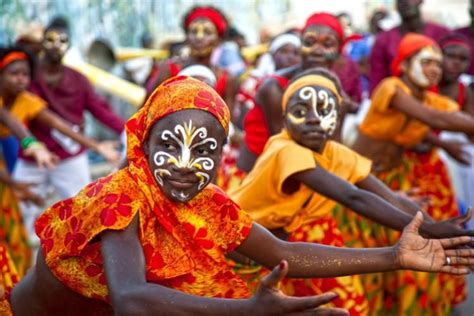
287, 113, 306, 125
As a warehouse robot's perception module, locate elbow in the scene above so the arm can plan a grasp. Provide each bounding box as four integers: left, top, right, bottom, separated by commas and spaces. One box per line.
110, 288, 145, 316
345, 188, 367, 211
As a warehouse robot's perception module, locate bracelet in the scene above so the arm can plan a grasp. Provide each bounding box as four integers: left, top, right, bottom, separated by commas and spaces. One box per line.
21, 136, 38, 150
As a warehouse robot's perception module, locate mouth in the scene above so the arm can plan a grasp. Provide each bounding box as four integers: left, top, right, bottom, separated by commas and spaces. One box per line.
167, 178, 197, 190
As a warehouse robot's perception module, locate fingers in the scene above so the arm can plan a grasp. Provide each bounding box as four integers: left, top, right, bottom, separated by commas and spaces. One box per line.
445, 248, 474, 257
283, 292, 339, 312
287, 307, 349, 316
439, 266, 471, 275
260, 260, 288, 289
404, 211, 423, 233
439, 236, 473, 248
452, 208, 473, 226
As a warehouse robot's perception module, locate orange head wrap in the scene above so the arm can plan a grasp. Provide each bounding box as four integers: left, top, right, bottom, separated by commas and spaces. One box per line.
126, 75, 229, 167
0, 51, 28, 70
390, 33, 439, 76
184, 7, 228, 37
303, 12, 344, 42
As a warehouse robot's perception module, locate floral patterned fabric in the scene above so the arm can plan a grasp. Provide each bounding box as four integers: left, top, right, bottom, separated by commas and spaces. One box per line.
35, 76, 253, 301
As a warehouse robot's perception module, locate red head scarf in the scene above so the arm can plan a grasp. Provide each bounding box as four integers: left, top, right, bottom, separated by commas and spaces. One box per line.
390, 33, 438, 76
0, 51, 27, 70
439, 33, 471, 51
184, 7, 228, 37
303, 12, 344, 42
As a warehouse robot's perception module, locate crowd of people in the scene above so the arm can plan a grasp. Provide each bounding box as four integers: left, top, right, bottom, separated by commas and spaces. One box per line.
1, 0, 474, 314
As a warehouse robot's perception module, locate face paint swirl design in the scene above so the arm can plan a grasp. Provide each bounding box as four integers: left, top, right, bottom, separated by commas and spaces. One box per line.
299, 87, 338, 135
153, 120, 217, 192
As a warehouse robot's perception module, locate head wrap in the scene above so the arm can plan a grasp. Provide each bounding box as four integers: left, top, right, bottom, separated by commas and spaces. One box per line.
126, 75, 229, 164
439, 33, 471, 51
184, 7, 227, 37
390, 33, 438, 76
270, 33, 301, 54
0, 51, 28, 70
303, 12, 344, 42
178, 64, 217, 87
282, 74, 343, 112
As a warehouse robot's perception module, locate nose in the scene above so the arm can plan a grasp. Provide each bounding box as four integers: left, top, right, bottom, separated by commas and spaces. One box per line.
170, 163, 196, 174
306, 111, 321, 125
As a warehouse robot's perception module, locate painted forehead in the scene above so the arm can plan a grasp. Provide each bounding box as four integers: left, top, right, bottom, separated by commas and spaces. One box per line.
188, 18, 217, 30
150, 109, 225, 139
288, 85, 339, 106
44, 29, 69, 39
302, 25, 339, 38
413, 46, 442, 62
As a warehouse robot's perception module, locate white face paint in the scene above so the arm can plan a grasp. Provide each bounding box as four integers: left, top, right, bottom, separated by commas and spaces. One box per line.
408, 46, 442, 88
152, 120, 217, 199
299, 86, 338, 135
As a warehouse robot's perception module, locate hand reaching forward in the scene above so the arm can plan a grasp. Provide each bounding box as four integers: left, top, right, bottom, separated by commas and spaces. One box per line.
96, 140, 121, 165
397, 212, 474, 274
249, 260, 348, 315
23, 143, 59, 169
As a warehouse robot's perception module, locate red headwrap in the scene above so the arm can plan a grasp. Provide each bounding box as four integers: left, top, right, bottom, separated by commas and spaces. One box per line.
390, 33, 438, 76
439, 33, 471, 51
303, 12, 344, 42
0, 51, 27, 70
184, 7, 227, 37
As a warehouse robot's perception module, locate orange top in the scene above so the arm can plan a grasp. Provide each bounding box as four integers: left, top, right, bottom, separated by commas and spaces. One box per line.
229, 130, 372, 232
35, 77, 252, 301
0, 91, 46, 137
359, 77, 458, 147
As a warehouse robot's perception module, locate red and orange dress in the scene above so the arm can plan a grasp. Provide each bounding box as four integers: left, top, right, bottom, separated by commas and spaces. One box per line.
34, 76, 254, 303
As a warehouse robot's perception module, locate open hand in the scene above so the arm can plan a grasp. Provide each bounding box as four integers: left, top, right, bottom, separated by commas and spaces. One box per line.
442, 140, 471, 165
23, 143, 59, 169
96, 141, 121, 165
12, 182, 44, 206
248, 260, 348, 315
397, 212, 474, 274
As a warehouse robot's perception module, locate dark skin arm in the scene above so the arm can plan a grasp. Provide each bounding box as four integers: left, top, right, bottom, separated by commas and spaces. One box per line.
102, 216, 346, 316
0, 107, 30, 139
392, 87, 474, 134
34, 109, 120, 164
290, 167, 474, 238
255, 78, 285, 135
425, 132, 471, 165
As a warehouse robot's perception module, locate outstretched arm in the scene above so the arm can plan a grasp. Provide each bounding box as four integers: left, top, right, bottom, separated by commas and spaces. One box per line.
291, 167, 474, 238
237, 214, 474, 278
102, 215, 346, 316
392, 87, 474, 134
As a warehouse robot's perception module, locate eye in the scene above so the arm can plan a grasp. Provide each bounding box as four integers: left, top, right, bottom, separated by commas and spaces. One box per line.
291, 105, 307, 118
195, 147, 211, 155
163, 143, 177, 151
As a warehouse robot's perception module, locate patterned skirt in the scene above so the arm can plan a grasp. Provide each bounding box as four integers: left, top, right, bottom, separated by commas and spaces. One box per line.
334, 148, 466, 315
233, 214, 369, 315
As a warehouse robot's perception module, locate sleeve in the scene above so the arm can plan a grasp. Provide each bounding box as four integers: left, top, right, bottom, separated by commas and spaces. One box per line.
426, 93, 459, 112
346, 59, 362, 103
346, 148, 372, 183
276, 142, 316, 195
209, 187, 253, 253
81, 76, 125, 134
370, 78, 398, 113
368, 33, 390, 94
25, 93, 47, 121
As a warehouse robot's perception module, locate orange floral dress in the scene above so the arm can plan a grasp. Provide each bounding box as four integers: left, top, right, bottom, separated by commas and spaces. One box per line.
35, 76, 254, 302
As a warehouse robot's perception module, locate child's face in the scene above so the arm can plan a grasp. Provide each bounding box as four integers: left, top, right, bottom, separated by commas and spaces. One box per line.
284, 85, 339, 152
1, 60, 30, 95
272, 44, 302, 70
301, 25, 340, 69
145, 109, 226, 203
405, 46, 442, 88
442, 45, 470, 83
187, 18, 219, 57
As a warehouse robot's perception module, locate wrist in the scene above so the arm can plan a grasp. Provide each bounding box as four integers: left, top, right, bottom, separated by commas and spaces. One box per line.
391, 245, 403, 270
20, 136, 38, 150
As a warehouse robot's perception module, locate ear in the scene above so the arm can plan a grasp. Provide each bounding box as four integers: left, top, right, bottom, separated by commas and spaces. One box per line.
400, 60, 409, 74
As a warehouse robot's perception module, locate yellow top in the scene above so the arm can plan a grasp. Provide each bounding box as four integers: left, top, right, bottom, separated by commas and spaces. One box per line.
229, 130, 372, 232
0, 91, 46, 137
359, 77, 458, 147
